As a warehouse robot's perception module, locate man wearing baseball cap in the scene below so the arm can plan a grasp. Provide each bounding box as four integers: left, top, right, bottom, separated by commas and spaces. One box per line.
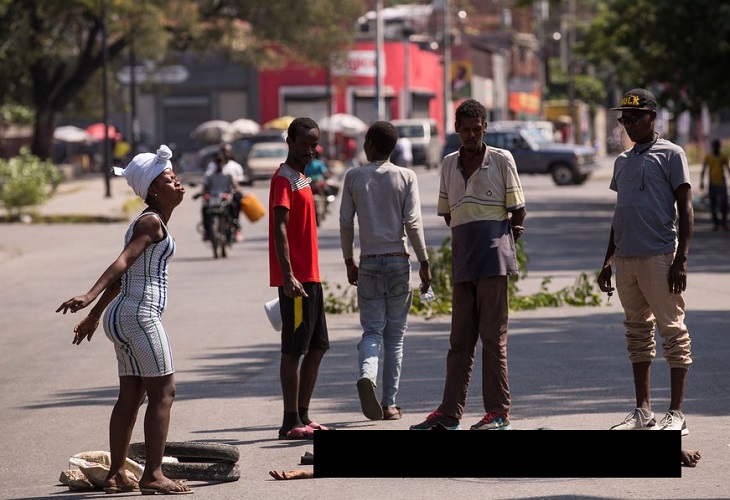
598, 88, 695, 435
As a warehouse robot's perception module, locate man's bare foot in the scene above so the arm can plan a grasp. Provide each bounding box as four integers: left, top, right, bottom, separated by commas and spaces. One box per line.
268, 468, 314, 480
680, 449, 701, 467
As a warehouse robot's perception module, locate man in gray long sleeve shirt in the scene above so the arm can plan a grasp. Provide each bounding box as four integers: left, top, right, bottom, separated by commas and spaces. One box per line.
339, 121, 432, 421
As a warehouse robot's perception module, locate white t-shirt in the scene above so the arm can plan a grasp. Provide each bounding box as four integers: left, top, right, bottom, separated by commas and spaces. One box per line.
206, 159, 244, 184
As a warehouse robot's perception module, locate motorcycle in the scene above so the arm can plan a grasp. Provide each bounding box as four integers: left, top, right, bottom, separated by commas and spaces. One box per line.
197, 191, 238, 259
310, 178, 339, 227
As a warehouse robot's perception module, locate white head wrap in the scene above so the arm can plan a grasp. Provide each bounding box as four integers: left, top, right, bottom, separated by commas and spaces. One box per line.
112, 145, 173, 200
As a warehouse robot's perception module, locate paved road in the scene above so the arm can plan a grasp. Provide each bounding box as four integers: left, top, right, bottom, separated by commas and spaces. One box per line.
1, 159, 729, 499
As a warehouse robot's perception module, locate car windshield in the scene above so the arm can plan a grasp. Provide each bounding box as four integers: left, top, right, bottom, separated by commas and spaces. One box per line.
520, 127, 547, 147
252, 147, 287, 158
395, 125, 425, 138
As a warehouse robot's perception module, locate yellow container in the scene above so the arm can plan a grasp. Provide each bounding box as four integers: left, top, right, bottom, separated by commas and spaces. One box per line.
241, 192, 265, 222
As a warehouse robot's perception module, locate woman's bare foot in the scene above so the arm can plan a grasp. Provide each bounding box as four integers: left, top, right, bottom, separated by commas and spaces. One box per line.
680, 449, 701, 467
139, 478, 193, 494
102, 472, 139, 493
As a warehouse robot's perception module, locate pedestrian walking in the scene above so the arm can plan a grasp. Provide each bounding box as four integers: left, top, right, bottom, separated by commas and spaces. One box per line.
699, 138, 730, 231
597, 88, 694, 435
55, 145, 192, 495
339, 121, 432, 421
269, 117, 333, 439
410, 99, 526, 431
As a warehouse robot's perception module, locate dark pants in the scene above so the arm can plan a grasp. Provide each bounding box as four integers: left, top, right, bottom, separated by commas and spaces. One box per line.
437, 276, 511, 420
708, 184, 728, 226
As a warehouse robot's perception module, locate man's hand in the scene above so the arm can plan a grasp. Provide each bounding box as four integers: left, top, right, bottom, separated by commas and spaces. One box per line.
345, 259, 359, 286
283, 275, 308, 298
668, 262, 688, 294
597, 264, 614, 295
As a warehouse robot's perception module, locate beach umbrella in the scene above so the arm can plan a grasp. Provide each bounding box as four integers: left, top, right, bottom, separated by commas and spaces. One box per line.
319, 113, 368, 136
190, 120, 232, 143
53, 125, 94, 143
262, 115, 295, 131
85, 123, 122, 141
229, 118, 261, 139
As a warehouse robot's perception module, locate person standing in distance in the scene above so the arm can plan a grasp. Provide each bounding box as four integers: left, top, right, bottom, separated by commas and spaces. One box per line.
339, 121, 432, 421
269, 117, 332, 439
598, 88, 694, 435
56, 146, 192, 495
699, 138, 730, 231
411, 99, 526, 431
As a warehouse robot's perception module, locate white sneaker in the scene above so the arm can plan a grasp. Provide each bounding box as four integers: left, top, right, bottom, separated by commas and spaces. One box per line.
654, 410, 689, 436
610, 408, 656, 430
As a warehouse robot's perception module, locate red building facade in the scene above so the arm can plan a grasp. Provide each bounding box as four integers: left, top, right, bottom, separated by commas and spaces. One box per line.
258, 40, 445, 141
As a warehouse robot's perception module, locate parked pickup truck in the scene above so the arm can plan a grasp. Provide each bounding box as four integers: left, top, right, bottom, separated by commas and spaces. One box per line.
442, 123, 598, 186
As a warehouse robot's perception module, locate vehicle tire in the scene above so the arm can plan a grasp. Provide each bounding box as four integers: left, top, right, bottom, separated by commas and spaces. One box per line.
128, 441, 240, 464
551, 163, 576, 186
162, 462, 240, 483
211, 217, 221, 259
573, 173, 589, 185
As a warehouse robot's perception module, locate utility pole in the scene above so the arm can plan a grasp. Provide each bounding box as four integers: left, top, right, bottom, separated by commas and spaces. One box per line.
375, 0, 385, 120
567, 0, 579, 144
102, 0, 111, 197
443, 0, 452, 135
129, 38, 139, 154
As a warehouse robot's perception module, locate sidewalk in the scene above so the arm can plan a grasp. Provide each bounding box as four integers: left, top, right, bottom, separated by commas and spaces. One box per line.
37, 173, 139, 219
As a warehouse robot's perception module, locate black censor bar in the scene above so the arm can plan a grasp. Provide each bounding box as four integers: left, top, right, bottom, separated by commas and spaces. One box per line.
314, 430, 680, 478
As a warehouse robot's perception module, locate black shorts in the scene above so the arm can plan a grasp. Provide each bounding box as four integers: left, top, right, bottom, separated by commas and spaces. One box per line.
279, 282, 329, 355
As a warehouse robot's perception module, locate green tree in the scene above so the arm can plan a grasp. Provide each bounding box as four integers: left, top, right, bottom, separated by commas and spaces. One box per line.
0, 0, 366, 160
577, 0, 730, 114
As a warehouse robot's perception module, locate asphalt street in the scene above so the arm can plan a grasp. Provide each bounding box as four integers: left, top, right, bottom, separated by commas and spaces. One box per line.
1, 157, 729, 499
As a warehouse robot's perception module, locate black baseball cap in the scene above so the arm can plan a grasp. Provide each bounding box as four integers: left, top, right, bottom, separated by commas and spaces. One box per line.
611, 88, 657, 111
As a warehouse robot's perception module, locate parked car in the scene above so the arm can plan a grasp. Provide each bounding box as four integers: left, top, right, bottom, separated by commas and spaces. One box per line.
391, 118, 442, 170
489, 120, 557, 144
246, 141, 289, 182
441, 123, 598, 186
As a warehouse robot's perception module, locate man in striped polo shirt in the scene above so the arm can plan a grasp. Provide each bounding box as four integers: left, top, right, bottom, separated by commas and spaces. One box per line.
411, 99, 526, 431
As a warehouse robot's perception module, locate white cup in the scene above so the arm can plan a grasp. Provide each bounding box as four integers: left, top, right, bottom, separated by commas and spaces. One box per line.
264, 297, 282, 332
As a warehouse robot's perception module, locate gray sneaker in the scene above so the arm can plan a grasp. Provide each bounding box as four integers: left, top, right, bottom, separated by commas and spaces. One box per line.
610, 408, 656, 430
654, 410, 689, 436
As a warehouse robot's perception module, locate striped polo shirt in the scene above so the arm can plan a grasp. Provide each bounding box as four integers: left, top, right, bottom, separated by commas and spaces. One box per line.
437, 145, 526, 282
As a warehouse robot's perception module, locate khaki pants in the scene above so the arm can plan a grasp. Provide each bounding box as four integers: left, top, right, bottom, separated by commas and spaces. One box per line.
615, 254, 692, 368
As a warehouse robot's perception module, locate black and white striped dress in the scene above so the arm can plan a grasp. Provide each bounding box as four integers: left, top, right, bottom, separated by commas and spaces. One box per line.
103, 212, 176, 377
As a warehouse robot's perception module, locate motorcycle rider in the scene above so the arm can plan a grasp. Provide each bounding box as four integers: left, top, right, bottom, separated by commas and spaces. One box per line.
306, 146, 339, 198
205, 142, 246, 234
197, 154, 238, 242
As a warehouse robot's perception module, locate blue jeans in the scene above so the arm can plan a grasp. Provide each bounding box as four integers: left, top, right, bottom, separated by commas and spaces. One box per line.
357, 256, 413, 407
